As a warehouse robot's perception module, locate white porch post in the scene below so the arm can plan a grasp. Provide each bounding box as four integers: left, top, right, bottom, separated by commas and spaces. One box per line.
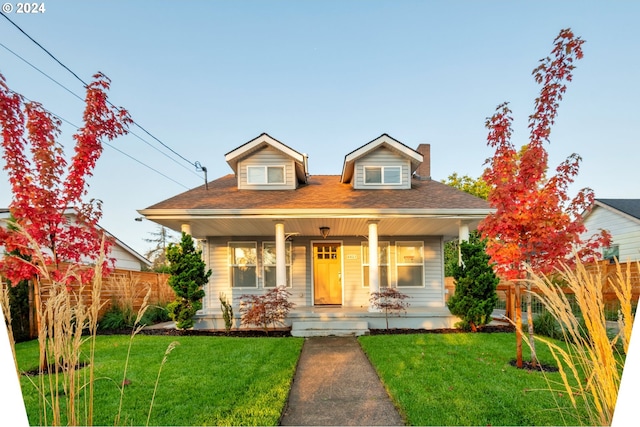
275, 221, 286, 287
368, 220, 380, 312
458, 220, 470, 265
181, 223, 192, 236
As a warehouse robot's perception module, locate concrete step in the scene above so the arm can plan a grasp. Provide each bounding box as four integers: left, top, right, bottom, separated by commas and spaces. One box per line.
291, 320, 370, 337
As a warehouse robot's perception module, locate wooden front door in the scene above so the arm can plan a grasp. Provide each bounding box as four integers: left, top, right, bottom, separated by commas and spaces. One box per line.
313, 243, 342, 305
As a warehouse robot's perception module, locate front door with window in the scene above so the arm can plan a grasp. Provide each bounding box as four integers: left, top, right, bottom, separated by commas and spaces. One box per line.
313, 243, 342, 305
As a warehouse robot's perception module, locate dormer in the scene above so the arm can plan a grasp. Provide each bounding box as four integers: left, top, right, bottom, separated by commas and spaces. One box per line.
225, 133, 309, 190
340, 134, 424, 189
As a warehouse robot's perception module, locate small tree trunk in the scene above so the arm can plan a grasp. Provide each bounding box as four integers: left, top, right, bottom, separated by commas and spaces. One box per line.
515, 282, 523, 368
525, 274, 538, 368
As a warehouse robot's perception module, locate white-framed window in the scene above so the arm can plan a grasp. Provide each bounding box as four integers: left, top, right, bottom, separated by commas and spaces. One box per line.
396, 241, 424, 287
229, 242, 258, 288
262, 242, 292, 288
362, 242, 390, 288
247, 165, 285, 184
363, 166, 402, 185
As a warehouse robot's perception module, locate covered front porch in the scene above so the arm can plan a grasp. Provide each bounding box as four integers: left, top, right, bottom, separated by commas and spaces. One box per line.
193, 305, 458, 336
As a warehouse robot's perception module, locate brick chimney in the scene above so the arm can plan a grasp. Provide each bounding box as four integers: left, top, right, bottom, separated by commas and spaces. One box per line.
415, 144, 431, 180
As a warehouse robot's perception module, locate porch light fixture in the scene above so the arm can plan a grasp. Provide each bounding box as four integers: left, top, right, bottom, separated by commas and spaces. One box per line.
319, 226, 330, 239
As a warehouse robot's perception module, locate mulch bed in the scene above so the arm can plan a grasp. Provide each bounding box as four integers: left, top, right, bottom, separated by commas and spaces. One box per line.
97, 323, 515, 338
368, 324, 515, 335
98, 328, 292, 338
509, 359, 560, 372
23, 361, 90, 377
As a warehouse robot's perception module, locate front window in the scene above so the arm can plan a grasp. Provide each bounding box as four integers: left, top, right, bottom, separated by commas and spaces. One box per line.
396, 241, 424, 287
263, 242, 292, 287
229, 242, 257, 287
362, 242, 390, 287
364, 166, 401, 185
247, 166, 285, 184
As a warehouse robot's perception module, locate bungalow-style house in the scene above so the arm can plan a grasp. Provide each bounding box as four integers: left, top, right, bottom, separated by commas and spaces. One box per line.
138, 133, 492, 335
0, 208, 152, 272
582, 199, 640, 262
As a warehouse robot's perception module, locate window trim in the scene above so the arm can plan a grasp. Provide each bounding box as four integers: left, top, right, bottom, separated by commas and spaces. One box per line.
228, 241, 258, 288
395, 241, 425, 288
246, 165, 286, 185
361, 241, 390, 288
262, 241, 293, 288
363, 165, 402, 185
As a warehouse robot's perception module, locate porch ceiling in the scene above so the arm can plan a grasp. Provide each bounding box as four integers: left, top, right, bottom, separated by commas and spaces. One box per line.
140, 211, 488, 241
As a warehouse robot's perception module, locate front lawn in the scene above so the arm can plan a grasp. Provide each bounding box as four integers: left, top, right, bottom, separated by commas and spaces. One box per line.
359, 332, 591, 426
14, 335, 303, 426
13, 332, 602, 426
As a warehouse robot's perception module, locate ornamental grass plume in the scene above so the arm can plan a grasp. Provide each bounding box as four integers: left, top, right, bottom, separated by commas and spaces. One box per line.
8, 224, 109, 426
526, 258, 636, 426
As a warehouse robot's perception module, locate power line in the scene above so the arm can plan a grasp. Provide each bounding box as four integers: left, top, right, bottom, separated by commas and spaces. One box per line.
0, 40, 201, 179
1, 10, 87, 87
1, 12, 209, 182
0, 41, 84, 102
3, 87, 192, 190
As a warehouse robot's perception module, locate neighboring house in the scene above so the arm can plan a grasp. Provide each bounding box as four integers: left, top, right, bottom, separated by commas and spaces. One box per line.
138, 133, 492, 333
0, 208, 151, 272
582, 199, 640, 262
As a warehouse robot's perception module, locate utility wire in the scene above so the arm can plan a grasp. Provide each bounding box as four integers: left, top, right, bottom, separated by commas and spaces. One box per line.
1, 10, 87, 87
5, 86, 191, 190
0, 41, 84, 102
1, 12, 208, 181
0, 40, 201, 179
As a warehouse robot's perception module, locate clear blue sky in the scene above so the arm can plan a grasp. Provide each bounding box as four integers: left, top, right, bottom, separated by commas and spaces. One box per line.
1, 0, 639, 256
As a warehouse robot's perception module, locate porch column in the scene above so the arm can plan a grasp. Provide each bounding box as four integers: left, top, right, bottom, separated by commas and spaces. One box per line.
181, 223, 192, 236
458, 220, 470, 265
275, 221, 286, 287
368, 220, 380, 312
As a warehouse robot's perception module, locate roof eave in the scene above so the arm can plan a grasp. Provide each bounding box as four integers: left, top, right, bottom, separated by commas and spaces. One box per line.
138, 207, 495, 219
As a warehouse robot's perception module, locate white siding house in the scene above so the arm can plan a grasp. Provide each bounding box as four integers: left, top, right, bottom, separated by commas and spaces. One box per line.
583, 199, 640, 262
139, 133, 492, 332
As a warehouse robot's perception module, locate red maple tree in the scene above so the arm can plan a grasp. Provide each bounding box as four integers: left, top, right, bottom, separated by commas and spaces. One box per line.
478, 29, 611, 366
0, 71, 132, 286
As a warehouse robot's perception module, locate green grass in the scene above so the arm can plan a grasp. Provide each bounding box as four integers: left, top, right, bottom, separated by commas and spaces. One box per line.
15, 335, 303, 426
15, 332, 598, 426
359, 333, 590, 426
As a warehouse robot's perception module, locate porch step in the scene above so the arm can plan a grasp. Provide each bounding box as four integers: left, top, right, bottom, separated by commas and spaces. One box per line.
291, 321, 370, 337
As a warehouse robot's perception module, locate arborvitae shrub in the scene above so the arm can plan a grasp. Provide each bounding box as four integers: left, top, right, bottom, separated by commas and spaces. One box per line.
447, 232, 499, 331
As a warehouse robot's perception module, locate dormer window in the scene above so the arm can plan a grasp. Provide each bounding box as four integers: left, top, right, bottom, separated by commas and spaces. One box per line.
364, 166, 402, 185
247, 165, 285, 184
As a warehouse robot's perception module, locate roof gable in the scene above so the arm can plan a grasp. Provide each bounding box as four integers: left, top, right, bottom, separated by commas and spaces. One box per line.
341, 134, 423, 183
225, 133, 308, 183
593, 199, 640, 223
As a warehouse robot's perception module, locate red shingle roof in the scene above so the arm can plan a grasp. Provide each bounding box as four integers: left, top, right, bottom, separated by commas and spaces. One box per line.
145, 175, 490, 211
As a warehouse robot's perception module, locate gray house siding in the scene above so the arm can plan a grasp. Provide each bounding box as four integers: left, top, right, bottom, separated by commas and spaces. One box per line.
237, 146, 297, 190
353, 147, 412, 190
201, 234, 445, 314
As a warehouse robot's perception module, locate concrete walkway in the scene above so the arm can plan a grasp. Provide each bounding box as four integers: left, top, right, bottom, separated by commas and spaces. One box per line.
280, 336, 404, 426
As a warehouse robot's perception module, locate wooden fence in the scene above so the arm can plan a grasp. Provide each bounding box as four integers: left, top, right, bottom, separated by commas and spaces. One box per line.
446, 260, 640, 321
38, 267, 174, 316
3, 267, 174, 339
